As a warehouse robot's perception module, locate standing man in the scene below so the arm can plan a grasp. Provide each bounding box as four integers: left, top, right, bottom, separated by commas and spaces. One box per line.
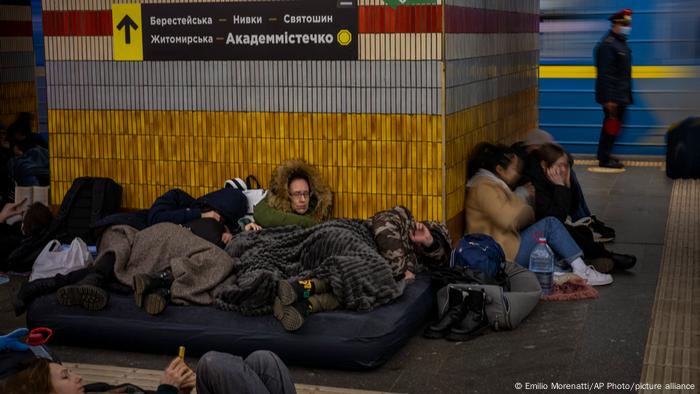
594, 9, 633, 169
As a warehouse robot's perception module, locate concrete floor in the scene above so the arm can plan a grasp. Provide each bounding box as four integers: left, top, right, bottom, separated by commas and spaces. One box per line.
0, 165, 673, 393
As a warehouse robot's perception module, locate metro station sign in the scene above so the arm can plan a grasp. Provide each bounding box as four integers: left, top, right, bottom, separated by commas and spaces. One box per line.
112, 0, 358, 61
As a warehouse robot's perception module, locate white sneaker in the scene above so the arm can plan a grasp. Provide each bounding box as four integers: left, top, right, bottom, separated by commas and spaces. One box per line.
575, 265, 613, 286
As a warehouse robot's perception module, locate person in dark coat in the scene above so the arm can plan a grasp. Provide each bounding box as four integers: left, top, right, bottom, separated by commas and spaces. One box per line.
522, 143, 637, 272
147, 187, 248, 231
594, 8, 633, 168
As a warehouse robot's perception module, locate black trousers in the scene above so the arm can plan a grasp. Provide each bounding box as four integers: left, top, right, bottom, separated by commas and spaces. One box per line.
597, 104, 627, 162
565, 224, 610, 259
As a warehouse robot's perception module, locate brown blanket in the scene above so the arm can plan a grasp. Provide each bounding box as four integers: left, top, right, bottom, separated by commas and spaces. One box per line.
97, 223, 236, 305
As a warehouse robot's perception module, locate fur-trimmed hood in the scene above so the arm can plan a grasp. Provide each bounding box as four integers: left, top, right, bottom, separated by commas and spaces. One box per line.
267, 159, 332, 222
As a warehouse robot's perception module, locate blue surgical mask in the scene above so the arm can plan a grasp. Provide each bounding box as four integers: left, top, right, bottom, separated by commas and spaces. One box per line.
619, 26, 631, 36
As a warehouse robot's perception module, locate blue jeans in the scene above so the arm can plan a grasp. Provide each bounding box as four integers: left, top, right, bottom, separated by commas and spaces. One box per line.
569, 170, 592, 221
515, 217, 583, 270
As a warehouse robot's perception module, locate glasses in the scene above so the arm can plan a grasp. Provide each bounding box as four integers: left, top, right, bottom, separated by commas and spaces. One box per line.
289, 191, 312, 200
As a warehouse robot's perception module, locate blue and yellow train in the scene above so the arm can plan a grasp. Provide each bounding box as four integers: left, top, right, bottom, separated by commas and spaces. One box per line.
539, 0, 699, 156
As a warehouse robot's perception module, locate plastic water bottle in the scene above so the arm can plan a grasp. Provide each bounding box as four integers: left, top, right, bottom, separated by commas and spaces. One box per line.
529, 238, 554, 295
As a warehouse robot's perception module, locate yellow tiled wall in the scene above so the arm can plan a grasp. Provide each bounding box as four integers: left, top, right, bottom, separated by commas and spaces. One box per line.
44, 0, 539, 232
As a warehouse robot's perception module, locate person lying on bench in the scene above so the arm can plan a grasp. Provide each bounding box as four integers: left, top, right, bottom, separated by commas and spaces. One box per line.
0, 349, 296, 394
465, 142, 613, 286
252, 158, 332, 229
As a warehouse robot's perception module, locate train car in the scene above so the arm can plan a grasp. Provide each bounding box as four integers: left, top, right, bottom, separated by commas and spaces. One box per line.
539, 0, 700, 156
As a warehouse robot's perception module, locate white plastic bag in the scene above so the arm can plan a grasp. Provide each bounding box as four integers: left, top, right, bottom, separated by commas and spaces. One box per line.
225, 176, 268, 215
29, 238, 94, 282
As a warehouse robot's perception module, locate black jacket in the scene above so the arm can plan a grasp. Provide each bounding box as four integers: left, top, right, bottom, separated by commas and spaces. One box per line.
520, 153, 579, 223
147, 188, 247, 230
594, 30, 633, 105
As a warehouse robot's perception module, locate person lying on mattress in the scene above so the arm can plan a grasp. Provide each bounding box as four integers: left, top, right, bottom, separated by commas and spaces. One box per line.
0, 332, 297, 394
217, 206, 451, 332
91, 186, 250, 233
250, 158, 333, 229
13, 217, 246, 316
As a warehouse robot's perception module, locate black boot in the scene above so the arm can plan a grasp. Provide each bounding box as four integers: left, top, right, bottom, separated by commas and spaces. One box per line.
56, 272, 109, 311
447, 289, 489, 341
611, 253, 636, 270
14, 277, 58, 316
142, 287, 170, 315
424, 288, 467, 339
133, 269, 174, 308
14, 268, 92, 315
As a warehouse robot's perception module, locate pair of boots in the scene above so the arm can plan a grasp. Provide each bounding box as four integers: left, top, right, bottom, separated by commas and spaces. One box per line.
424, 287, 489, 341
272, 278, 337, 331
132, 269, 174, 315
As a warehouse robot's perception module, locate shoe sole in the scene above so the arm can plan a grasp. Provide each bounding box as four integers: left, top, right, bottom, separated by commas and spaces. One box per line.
593, 237, 614, 243
133, 274, 147, 308
143, 293, 167, 315
57, 285, 108, 311
277, 280, 298, 306
586, 277, 614, 286
423, 328, 449, 339
272, 297, 304, 331
445, 325, 489, 342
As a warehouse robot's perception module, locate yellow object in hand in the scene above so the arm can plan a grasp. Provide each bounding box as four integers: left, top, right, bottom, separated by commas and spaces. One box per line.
178, 346, 186, 359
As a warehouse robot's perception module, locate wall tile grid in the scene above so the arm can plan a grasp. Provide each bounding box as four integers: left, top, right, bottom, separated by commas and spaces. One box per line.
444, 0, 539, 233
0, 1, 37, 128
44, 0, 538, 230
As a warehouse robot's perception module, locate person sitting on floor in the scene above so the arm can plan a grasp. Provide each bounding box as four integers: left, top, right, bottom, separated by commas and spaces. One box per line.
0, 343, 296, 394
520, 142, 636, 272
512, 129, 616, 242
253, 158, 332, 229
7, 138, 50, 190
465, 142, 613, 286
0, 201, 53, 273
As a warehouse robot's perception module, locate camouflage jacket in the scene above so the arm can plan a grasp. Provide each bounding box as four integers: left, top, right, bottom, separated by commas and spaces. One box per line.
369, 206, 452, 279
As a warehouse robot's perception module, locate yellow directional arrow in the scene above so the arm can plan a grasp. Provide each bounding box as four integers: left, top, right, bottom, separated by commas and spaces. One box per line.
112, 4, 143, 61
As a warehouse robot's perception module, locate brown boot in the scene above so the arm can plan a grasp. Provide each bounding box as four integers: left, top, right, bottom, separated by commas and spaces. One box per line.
142, 287, 170, 315
133, 269, 173, 308
277, 278, 330, 306
272, 293, 339, 331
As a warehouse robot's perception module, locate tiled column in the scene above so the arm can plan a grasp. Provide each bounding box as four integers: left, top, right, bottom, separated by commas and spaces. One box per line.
44, 0, 539, 234
444, 0, 539, 235
1, 0, 36, 129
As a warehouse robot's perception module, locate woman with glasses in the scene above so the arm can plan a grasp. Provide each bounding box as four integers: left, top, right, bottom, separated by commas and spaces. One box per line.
253, 159, 333, 229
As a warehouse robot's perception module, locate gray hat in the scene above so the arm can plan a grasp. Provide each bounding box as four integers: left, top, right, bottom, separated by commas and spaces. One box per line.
523, 128, 555, 147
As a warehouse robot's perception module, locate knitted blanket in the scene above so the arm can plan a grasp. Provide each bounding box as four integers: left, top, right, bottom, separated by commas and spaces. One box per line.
215, 219, 405, 316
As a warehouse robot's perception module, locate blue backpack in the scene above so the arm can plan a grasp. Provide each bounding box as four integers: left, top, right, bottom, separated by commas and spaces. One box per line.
450, 234, 506, 282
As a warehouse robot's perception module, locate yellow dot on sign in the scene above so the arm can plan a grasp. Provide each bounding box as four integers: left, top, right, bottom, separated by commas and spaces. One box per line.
337, 29, 352, 46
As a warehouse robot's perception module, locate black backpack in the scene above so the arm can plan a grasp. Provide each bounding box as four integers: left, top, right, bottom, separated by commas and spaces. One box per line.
666, 117, 700, 179
53, 177, 123, 244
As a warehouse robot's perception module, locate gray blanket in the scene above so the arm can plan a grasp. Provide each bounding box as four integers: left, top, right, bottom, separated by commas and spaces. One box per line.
98, 223, 236, 306
215, 219, 405, 316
